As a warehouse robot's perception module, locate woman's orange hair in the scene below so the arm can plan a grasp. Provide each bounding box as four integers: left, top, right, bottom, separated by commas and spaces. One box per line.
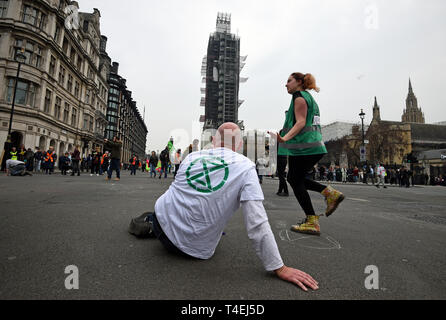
291, 72, 320, 93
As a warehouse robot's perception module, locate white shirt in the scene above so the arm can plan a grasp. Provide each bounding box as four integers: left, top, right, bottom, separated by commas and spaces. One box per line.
377, 166, 386, 177
6, 159, 24, 169
154, 147, 284, 271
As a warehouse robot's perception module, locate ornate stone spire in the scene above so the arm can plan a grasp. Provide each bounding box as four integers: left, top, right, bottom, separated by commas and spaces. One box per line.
372, 96, 380, 122
402, 78, 425, 123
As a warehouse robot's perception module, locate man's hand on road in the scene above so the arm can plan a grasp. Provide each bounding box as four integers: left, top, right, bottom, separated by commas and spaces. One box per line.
275, 265, 319, 292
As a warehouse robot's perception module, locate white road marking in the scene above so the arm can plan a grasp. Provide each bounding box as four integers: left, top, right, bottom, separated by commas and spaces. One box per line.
279, 230, 342, 250
348, 198, 370, 202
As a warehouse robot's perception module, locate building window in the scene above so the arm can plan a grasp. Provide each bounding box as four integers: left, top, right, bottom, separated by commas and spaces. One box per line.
74, 81, 80, 98
85, 89, 90, 104
6, 78, 35, 107
70, 48, 76, 63
48, 56, 56, 77
77, 55, 82, 71
49, 55, 56, 77
22, 5, 37, 25
22, 5, 46, 30
67, 74, 73, 92
109, 88, 120, 95
54, 96, 61, 119
54, 24, 60, 43
14, 39, 42, 68
0, 0, 8, 18
58, 65, 65, 86
44, 89, 52, 113
63, 102, 69, 123
62, 37, 69, 55
83, 114, 89, 130
89, 117, 93, 132
71, 108, 77, 127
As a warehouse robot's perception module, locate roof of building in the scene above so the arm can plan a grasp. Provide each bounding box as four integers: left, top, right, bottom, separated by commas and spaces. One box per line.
417, 149, 446, 160
410, 123, 446, 143
377, 120, 407, 126
321, 121, 367, 142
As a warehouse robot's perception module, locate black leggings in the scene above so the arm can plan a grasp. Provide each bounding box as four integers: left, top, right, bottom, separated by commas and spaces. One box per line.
287, 154, 326, 216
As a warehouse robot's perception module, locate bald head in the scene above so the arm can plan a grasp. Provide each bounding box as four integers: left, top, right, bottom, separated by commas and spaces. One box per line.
213, 122, 242, 151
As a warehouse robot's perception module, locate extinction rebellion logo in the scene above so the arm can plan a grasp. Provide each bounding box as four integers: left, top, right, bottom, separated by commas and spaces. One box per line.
186, 156, 229, 193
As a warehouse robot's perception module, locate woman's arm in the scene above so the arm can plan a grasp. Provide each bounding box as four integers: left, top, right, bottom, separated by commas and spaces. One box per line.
280, 97, 308, 143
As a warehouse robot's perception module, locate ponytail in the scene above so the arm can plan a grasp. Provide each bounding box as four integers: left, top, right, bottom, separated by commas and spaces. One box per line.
303, 73, 320, 93
291, 72, 320, 93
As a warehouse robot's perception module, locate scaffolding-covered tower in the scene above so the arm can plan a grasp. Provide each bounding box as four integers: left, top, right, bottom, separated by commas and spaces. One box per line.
200, 13, 247, 131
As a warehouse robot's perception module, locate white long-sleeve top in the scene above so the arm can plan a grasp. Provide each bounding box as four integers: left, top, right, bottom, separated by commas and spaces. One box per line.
241, 200, 284, 271
155, 147, 284, 271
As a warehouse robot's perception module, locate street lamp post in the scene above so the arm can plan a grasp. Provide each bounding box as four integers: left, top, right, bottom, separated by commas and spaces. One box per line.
359, 108, 367, 168
1, 50, 27, 171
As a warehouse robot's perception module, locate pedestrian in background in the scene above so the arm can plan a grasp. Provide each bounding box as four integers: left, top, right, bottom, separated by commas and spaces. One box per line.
276, 129, 289, 196
369, 166, 376, 185
375, 163, 387, 188
256, 155, 268, 184
18, 144, 26, 162
159, 146, 169, 179
90, 147, 102, 176
173, 149, 182, 179
34, 147, 43, 173
60, 152, 70, 175
341, 166, 347, 183
129, 155, 137, 175
101, 151, 109, 175
105, 136, 122, 181
71, 146, 81, 176
145, 157, 150, 173
44, 146, 57, 175
25, 148, 34, 171
149, 151, 158, 178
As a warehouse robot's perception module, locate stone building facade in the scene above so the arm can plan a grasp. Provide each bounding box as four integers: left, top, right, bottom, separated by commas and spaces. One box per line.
0, 0, 147, 166
104, 60, 147, 162
0, 0, 108, 159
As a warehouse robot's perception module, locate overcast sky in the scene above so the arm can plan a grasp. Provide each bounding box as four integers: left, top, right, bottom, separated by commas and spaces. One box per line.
80, 0, 446, 153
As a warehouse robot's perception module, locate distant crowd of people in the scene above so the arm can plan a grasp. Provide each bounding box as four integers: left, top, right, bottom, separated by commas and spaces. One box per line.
309, 164, 445, 187
3, 140, 202, 180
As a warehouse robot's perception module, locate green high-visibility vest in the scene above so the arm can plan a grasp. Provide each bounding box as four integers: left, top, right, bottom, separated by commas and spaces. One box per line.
10, 151, 18, 160
278, 91, 327, 156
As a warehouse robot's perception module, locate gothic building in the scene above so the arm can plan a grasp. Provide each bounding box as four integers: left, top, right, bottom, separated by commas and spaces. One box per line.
322, 79, 446, 176
366, 79, 446, 174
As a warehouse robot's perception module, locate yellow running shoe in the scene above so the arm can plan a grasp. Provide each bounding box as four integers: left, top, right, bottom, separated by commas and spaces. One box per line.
290, 216, 320, 236
321, 186, 345, 217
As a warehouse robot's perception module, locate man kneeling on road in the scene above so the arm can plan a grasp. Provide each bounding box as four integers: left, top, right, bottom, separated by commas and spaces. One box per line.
129, 122, 318, 292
